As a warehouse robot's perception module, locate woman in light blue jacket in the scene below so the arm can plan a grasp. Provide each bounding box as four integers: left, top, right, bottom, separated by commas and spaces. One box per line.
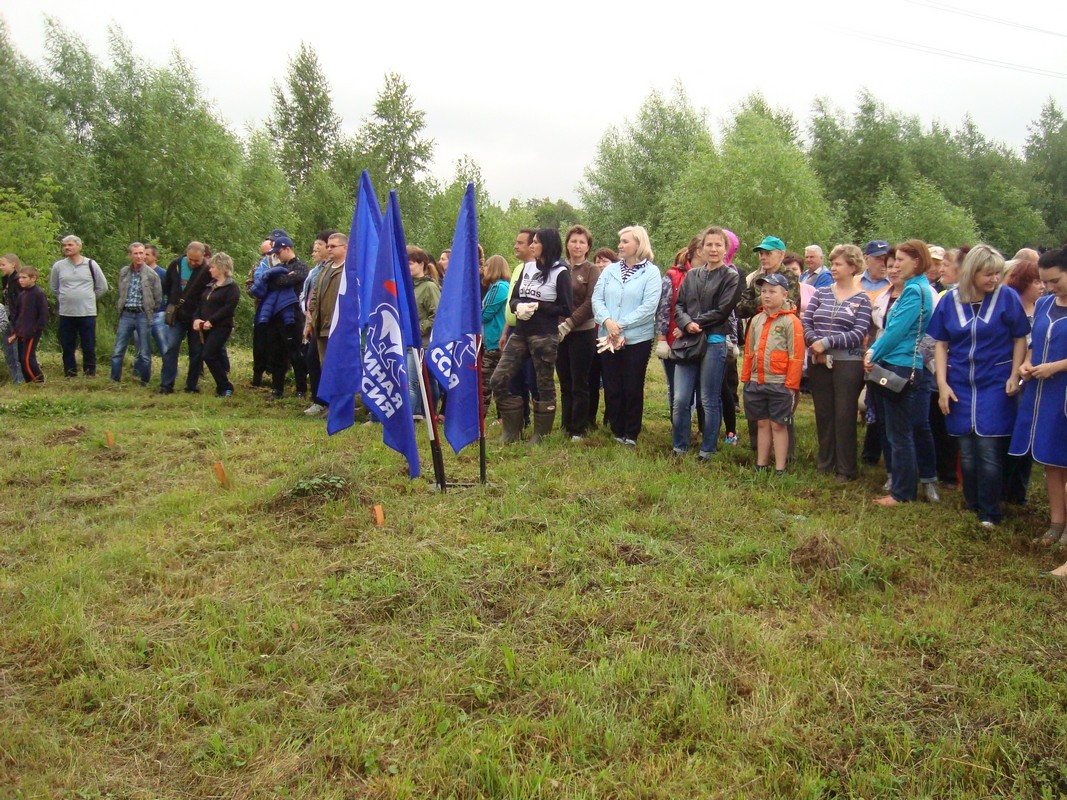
591, 225, 662, 445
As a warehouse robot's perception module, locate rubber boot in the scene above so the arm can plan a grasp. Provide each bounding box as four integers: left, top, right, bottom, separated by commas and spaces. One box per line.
499, 396, 525, 444
529, 400, 556, 444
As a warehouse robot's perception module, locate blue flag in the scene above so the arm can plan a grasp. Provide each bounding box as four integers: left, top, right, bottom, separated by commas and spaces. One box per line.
361, 191, 421, 478
320, 170, 380, 435
427, 183, 483, 453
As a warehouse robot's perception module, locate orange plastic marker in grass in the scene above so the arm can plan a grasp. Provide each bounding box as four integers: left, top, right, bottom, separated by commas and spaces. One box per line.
372, 505, 384, 526
105, 431, 115, 448
213, 461, 232, 489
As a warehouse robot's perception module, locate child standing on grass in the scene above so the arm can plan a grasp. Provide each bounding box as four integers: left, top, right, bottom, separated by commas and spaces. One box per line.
741, 273, 804, 474
8, 266, 49, 383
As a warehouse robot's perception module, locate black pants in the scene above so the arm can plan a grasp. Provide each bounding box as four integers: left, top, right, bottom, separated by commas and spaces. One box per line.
58, 315, 96, 376
929, 395, 959, 484
556, 327, 596, 435
252, 321, 271, 383
589, 351, 603, 425
305, 339, 324, 405
202, 327, 233, 395
720, 351, 739, 435
18, 334, 44, 382
267, 316, 308, 395
809, 360, 865, 479
601, 339, 653, 440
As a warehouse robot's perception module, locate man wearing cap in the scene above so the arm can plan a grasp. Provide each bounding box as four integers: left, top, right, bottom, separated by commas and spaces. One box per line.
802, 245, 833, 289
160, 241, 213, 394
857, 241, 891, 292
927, 245, 946, 292
737, 235, 801, 319
250, 235, 308, 399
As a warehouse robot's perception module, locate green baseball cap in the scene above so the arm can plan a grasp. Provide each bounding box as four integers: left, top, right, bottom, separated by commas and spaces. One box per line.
753, 235, 786, 252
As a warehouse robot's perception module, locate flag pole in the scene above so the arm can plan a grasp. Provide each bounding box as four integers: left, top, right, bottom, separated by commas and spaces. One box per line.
415, 348, 448, 491
475, 335, 487, 484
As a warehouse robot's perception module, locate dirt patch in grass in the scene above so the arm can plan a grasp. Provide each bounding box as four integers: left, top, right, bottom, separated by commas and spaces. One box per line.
46, 425, 87, 445
790, 532, 845, 574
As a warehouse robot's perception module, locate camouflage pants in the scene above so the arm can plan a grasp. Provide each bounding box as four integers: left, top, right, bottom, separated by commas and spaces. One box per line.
490, 331, 558, 408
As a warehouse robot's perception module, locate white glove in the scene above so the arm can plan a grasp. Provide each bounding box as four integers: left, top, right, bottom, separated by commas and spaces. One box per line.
515, 302, 537, 321
655, 340, 671, 360
557, 319, 573, 341
596, 336, 614, 354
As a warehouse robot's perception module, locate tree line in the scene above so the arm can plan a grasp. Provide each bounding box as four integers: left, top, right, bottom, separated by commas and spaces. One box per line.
2, 18, 1065, 294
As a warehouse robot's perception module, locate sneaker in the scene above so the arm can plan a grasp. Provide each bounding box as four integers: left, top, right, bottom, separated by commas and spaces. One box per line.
725, 432, 738, 446
413, 414, 425, 422
671, 447, 686, 457
158, 386, 174, 395
269, 391, 283, 400
218, 389, 233, 398
571, 435, 584, 443
304, 403, 326, 416
923, 483, 941, 503
614, 436, 627, 444
697, 450, 713, 461
980, 520, 996, 529
622, 438, 637, 447
882, 476, 892, 492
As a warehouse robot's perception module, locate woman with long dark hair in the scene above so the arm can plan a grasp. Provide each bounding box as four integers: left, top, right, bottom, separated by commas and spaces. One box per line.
489, 228, 572, 443
556, 225, 601, 440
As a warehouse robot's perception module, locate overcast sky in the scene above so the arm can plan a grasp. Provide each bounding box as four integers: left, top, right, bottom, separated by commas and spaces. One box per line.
3, 0, 1064, 205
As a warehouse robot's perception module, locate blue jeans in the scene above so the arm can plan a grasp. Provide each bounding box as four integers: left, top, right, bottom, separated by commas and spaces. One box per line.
671, 341, 727, 454
876, 363, 926, 502
161, 322, 204, 391
407, 349, 441, 416
2, 338, 23, 383
879, 369, 937, 484
150, 311, 168, 357
957, 433, 1009, 523
57, 315, 97, 376
110, 311, 151, 383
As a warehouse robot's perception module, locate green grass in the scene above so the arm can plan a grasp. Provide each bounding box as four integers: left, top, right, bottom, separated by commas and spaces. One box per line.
1, 349, 1065, 799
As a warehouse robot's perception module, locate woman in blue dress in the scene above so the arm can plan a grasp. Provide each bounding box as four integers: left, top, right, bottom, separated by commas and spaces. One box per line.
929, 245, 1029, 527
1010, 247, 1067, 563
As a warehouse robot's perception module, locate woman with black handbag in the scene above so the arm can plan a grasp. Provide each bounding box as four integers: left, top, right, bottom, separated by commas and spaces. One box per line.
864, 240, 935, 506
669, 227, 741, 458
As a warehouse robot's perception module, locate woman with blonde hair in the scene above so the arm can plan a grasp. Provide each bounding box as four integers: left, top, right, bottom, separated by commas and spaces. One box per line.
930, 244, 1029, 527
802, 243, 872, 481
191, 252, 241, 397
591, 226, 661, 445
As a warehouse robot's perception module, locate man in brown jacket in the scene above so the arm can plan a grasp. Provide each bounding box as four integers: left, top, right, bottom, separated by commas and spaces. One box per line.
304, 232, 348, 367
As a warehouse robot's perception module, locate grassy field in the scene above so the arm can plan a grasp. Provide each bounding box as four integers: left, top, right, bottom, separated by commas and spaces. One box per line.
1, 349, 1065, 799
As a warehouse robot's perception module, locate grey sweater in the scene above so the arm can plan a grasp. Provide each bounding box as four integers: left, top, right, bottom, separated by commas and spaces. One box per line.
49, 257, 109, 317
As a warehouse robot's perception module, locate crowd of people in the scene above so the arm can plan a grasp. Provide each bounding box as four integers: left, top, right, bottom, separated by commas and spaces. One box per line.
3, 226, 1067, 574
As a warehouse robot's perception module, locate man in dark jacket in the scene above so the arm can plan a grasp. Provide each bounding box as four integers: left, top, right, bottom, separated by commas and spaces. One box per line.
258, 235, 308, 399
160, 241, 212, 394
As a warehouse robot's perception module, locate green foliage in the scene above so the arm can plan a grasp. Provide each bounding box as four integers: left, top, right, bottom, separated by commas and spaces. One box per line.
357, 72, 435, 234
268, 43, 340, 189
580, 83, 712, 256
663, 96, 843, 272
1026, 99, 1067, 243
0, 184, 62, 269
865, 177, 980, 247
